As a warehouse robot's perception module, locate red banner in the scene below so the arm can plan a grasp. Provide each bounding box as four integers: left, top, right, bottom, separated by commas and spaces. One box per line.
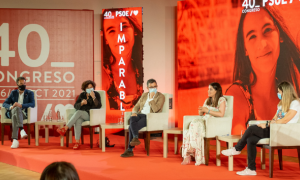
101, 7, 143, 120
0, 9, 94, 121
177, 0, 300, 158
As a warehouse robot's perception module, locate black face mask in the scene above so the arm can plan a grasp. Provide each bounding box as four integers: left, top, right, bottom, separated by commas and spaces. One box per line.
18, 85, 26, 91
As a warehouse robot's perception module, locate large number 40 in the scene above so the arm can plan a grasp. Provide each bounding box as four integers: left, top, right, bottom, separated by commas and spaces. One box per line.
0, 23, 50, 67
242, 0, 255, 9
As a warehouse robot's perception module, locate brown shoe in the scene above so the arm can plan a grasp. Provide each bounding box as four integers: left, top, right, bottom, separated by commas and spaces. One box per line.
120, 150, 134, 157
130, 138, 141, 146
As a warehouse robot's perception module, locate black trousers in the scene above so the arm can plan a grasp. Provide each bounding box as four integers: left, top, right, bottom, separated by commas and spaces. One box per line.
128, 114, 147, 149
235, 125, 270, 171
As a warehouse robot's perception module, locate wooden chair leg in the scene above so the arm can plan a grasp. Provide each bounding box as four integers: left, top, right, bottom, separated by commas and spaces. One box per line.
143, 132, 147, 150
81, 127, 84, 145
278, 149, 283, 170
269, 147, 275, 178
261, 147, 266, 170
297, 147, 300, 168
33, 124, 36, 140
27, 124, 31, 145
9, 125, 12, 141
125, 130, 128, 150
66, 129, 69, 147
1, 124, 4, 145
205, 138, 210, 166
89, 126, 93, 148
146, 132, 150, 156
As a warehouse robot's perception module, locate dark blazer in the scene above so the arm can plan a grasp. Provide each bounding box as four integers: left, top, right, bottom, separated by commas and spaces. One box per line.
2, 89, 35, 118
74, 91, 102, 114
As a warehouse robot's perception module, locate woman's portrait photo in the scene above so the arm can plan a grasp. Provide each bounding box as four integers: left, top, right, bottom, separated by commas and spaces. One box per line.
177, 0, 300, 134
102, 8, 143, 110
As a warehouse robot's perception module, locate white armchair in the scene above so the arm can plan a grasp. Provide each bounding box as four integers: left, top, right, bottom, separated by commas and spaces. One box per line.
124, 93, 169, 156
248, 119, 300, 178
183, 95, 233, 165
66, 90, 106, 148
1, 90, 37, 145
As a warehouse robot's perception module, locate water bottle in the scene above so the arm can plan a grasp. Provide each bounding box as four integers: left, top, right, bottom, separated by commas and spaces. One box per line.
57, 110, 60, 121
120, 111, 124, 125
48, 110, 52, 121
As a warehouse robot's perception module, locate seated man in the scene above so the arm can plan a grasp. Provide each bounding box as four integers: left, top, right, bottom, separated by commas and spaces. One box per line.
2, 77, 35, 148
121, 79, 165, 157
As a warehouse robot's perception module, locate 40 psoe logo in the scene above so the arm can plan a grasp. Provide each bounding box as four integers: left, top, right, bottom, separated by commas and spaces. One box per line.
104, 10, 139, 19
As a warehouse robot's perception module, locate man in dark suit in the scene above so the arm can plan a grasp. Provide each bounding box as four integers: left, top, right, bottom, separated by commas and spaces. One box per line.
2, 77, 35, 148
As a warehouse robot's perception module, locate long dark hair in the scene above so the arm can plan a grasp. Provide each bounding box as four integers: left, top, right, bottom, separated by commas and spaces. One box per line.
233, 1, 300, 94
102, 8, 143, 85
206, 82, 223, 107
40, 161, 79, 180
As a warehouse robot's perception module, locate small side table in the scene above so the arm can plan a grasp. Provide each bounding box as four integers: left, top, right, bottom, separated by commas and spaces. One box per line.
216, 135, 241, 171
163, 128, 183, 158
99, 123, 124, 152
35, 120, 65, 146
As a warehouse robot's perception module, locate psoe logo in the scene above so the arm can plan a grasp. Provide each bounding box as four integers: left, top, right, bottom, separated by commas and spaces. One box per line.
104, 11, 114, 19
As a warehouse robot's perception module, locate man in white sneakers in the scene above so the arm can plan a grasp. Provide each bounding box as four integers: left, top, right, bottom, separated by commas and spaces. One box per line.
2, 77, 35, 148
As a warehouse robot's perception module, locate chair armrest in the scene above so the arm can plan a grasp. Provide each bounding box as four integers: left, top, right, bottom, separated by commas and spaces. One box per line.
1, 108, 7, 122
27, 107, 37, 123
205, 116, 232, 138
146, 113, 169, 131
89, 108, 106, 126
248, 120, 269, 126
183, 115, 199, 130
270, 123, 300, 147
66, 108, 76, 123
124, 112, 132, 130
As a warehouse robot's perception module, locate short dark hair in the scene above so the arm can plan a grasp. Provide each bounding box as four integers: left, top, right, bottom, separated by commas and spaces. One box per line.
40, 161, 79, 180
81, 80, 96, 91
147, 79, 157, 87
16, 77, 26, 84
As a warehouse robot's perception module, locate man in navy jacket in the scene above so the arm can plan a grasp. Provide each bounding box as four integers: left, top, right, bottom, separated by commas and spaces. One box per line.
2, 77, 35, 148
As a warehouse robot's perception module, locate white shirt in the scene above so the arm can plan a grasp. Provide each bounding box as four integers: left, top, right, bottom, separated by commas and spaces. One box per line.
141, 93, 155, 114
10, 91, 24, 110
277, 100, 300, 124
18, 91, 24, 104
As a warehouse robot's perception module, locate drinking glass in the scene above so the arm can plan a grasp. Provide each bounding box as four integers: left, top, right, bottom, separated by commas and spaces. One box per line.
241, 130, 245, 137
118, 118, 123, 125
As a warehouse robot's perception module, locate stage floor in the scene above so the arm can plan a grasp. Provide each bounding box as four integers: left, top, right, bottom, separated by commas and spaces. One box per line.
0, 135, 299, 180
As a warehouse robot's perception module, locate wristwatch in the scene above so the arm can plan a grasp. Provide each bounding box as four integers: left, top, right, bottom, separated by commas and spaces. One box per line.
266, 121, 269, 128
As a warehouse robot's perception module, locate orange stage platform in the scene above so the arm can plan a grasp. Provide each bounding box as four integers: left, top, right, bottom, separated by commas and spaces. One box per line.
0, 134, 299, 180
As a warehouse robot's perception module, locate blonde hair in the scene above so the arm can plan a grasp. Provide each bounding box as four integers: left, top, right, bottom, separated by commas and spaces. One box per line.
278, 81, 299, 112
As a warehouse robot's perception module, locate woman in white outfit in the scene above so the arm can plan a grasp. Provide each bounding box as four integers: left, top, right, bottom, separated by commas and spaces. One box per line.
181, 82, 227, 165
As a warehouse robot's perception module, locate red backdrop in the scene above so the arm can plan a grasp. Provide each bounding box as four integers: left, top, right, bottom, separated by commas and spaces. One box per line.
177, 0, 300, 157
0, 9, 94, 132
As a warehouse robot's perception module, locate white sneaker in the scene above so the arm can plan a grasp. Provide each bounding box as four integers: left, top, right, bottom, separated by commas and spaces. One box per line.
221, 147, 241, 156
236, 167, 257, 176
11, 139, 19, 149
20, 129, 28, 139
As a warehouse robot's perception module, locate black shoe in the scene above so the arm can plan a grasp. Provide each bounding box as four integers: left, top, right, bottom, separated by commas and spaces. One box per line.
130, 138, 141, 146
120, 150, 134, 157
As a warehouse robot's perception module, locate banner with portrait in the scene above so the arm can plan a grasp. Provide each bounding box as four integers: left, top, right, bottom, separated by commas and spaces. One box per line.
0, 9, 94, 127
101, 7, 143, 116
177, 0, 300, 157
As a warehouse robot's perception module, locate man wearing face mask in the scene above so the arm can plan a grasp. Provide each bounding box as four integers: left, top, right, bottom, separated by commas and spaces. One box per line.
56, 80, 101, 150
2, 77, 35, 148
121, 79, 165, 157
